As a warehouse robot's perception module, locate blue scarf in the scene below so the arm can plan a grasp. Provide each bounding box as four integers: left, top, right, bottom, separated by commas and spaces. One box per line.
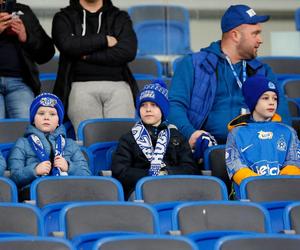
28, 134, 66, 176
132, 121, 170, 176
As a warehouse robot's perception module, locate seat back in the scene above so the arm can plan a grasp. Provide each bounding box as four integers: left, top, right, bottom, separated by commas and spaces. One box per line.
0, 177, 18, 202
203, 145, 232, 192
30, 176, 124, 208
135, 175, 228, 203
172, 201, 271, 235
95, 235, 197, 250
38, 56, 59, 78
40, 76, 56, 94
295, 8, 300, 31
129, 57, 163, 79
60, 202, 160, 239
0, 236, 74, 250
283, 79, 300, 99
128, 5, 191, 55
0, 203, 43, 236
0, 118, 29, 144
215, 234, 300, 250
259, 57, 300, 75
240, 176, 300, 202
284, 202, 300, 234
77, 118, 136, 147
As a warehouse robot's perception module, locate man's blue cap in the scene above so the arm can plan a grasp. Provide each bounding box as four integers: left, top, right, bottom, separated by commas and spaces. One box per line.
221, 5, 269, 33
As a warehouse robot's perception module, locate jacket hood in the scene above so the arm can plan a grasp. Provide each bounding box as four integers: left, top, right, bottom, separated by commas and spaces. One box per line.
24, 124, 66, 138
201, 40, 224, 58
69, 0, 113, 11
228, 113, 282, 132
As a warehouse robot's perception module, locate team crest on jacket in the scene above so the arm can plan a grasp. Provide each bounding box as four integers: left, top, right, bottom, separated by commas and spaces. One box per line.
257, 130, 273, 140
276, 136, 287, 151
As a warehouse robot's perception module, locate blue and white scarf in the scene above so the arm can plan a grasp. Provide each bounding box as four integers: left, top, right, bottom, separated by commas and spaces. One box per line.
28, 134, 67, 176
132, 121, 170, 176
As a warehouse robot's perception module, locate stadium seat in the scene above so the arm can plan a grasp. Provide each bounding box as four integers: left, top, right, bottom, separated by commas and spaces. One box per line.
40, 75, 56, 94
203, 145, 232, 193
94, 235, 198, 250
38, 55, 59, 80
295, 8, 300, 31
258, 56, 300, 82
58, 201, 160, 249
128, 5, 191, 56
284, 201, 300, 234
129, 56, 163, 80
0, 177, 18, 202
239, 176, 300, 232
135, 175, 228, 233
0, 203, 44, 236
215, 233, 300, 250
135, 175, 228, 203
172, 201, 271, 249
0, 236, 74, 250
0, 118, 29, 159
30, 176, 124, 235
77, 118, 136, 174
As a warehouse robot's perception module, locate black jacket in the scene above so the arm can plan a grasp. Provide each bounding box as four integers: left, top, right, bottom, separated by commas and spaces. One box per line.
11, 3, 55, 95
52, 0, 138, 114
112, 123, 197, 199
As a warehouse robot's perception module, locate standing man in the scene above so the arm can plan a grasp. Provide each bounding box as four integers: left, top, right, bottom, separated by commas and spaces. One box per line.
168, 4, 289, 156
0, 0, 55, 118
52, 0, 138, 132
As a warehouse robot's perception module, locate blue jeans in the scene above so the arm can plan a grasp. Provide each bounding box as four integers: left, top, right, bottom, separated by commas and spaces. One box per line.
0, 77, 34, 119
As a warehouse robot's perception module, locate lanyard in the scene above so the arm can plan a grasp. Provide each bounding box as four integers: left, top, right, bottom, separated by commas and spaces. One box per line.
225, 55, 247, 89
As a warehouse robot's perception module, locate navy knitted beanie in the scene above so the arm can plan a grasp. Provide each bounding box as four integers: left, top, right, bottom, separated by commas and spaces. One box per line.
136, 79, 169, 120
30, 93, 64, 125
242, 75, 279, 112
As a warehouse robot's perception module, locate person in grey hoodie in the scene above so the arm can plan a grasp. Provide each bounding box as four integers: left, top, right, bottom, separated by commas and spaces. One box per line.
168, 4, 289, 163
52, 0, 138, 133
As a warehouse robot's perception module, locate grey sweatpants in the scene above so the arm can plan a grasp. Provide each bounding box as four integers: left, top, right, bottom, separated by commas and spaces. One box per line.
68, 80, 135, 134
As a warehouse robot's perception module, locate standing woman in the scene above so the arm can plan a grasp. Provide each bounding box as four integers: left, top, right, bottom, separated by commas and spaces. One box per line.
52, 0, 138, 133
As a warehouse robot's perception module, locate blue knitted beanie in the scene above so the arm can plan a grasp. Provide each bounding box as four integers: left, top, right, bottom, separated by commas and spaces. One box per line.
136, 79, 169, 120
30, 93, 64, 125
242, 75, 279, 112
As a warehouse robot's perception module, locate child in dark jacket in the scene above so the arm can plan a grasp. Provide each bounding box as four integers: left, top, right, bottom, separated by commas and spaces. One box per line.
8, 93, 91, 194
112, 79, 196, 199
226, 75, 300, 187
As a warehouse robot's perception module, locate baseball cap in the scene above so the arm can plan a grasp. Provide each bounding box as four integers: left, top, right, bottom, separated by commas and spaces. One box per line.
221, 5, 269, 33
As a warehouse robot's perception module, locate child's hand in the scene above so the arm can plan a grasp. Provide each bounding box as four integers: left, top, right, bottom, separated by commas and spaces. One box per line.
35, 161, 51, 176
54, 155, 68, 172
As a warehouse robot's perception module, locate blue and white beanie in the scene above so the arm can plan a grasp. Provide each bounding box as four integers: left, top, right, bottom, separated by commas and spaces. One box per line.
30, 93, 64, 125
242, 75, 279, 112
136, 79, 169, 120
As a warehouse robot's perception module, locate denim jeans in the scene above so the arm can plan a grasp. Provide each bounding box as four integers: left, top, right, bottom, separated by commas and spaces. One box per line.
0, 77, 34, 118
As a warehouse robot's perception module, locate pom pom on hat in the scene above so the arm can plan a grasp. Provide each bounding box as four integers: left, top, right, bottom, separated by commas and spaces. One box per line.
136, 79, 169, 120
242, 75, 279, 112
30, 93, 64, 125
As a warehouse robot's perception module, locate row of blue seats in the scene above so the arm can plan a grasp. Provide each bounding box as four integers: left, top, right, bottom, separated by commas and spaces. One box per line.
0, 198, 300, 250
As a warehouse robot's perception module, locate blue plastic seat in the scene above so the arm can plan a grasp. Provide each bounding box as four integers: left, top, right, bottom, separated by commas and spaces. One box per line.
239, 176, 300, 233
128, 5, 191, 56
58, 201, 160, 249
0, 177, 18, 202
94, 234, 198, 250
0, 236, 74, 250
215, 233, 300, 250
283, 201, 300, 234
77, 118, 137, 174
30, 176, 124, 236
172, 201, 272, 250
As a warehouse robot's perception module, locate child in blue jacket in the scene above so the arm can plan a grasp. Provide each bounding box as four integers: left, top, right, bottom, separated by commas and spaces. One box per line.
226, 75, 300, 186
8, 93, 91, 193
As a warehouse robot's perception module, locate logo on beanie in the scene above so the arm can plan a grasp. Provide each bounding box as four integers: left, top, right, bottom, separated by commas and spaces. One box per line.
140, 90, 155, 100
268, 81, 276, 89
246, 9, 256, 17
40, 97, 57, 107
